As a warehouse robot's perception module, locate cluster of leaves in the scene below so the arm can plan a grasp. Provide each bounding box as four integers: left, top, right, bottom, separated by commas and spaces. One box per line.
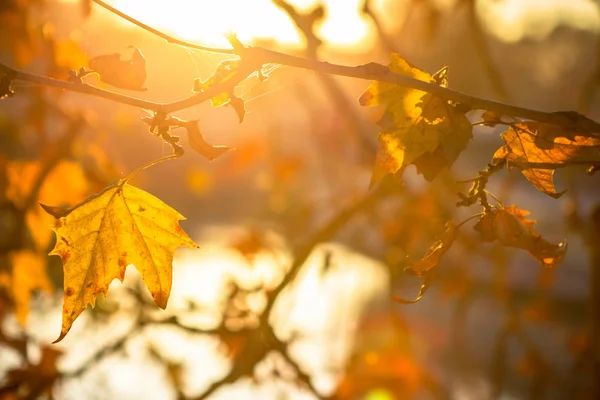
356, 53, 599, 304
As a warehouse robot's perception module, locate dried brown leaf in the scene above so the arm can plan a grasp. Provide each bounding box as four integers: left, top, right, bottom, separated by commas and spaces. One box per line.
474, 205, 567, 268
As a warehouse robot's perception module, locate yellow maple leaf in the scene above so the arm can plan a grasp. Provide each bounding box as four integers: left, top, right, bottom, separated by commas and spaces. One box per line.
359, 54, 472, 186
43, 180, 198, 343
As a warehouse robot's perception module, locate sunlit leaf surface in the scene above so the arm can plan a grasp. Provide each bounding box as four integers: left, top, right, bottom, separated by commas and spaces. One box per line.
359, 54, 472, 186
44, 181, 198, 342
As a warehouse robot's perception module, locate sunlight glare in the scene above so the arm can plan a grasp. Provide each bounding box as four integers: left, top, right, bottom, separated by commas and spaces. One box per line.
107, 0, 371, 49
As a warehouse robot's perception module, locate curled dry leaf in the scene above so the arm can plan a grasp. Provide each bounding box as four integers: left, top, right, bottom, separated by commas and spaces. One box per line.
176, 119, 233, 161
474, 205, 567, 268
42, 180, 198, 342
493, 122, 600, 198
88, 46, 147, 91
359, 54, 472, 186
394, 222, 455, 304
405, 222, 456, 277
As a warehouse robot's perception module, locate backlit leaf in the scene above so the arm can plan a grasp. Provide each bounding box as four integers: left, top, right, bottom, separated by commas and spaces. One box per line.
43, 180, 198, 342
493, 122, 600, 198
474, 205, 567, 268
359, 54, 472, 186
88, 47, 147, 91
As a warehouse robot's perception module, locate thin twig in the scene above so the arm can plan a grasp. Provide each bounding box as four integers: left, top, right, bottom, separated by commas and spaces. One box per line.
91, 0, 235, 55
0, 62, 258, 114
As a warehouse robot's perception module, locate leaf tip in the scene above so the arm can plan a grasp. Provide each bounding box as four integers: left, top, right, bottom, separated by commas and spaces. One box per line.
40, 202, 70, 218
52, 331, 67, 344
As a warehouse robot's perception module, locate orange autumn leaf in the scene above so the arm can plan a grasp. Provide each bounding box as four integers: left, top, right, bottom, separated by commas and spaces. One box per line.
43, 180, 198, 342
359, 54, 472, 186
474, 205, 567, 268
493, 122, 600, 198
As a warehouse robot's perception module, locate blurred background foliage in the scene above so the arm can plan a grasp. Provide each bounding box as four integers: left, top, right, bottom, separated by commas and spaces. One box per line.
1, 0, 600, 399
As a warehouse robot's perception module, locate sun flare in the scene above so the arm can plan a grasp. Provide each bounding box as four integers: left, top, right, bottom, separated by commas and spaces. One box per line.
108, 0, 371, 49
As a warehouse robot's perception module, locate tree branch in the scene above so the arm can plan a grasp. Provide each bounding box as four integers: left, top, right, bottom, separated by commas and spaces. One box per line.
0, 62, 259, 114
3, 0, 595, 132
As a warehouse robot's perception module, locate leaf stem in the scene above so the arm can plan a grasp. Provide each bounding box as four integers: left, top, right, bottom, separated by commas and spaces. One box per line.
122, 154, 179, 184
484, 190, 504, 208
456, 212, 486, 230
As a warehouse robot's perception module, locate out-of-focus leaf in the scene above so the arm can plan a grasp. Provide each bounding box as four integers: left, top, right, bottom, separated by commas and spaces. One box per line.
88, 47, 147, 91
404, 222, 456, 277
474, 205, 567, 268
359, 55, 472, 186
53, 39, 87, 74
3, 345, 62, 399
393, 222, 455, 304
493, 122, 600, 198
5, 160, 90, 251
43, 181, 198, 342
1, 250, 53, 326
